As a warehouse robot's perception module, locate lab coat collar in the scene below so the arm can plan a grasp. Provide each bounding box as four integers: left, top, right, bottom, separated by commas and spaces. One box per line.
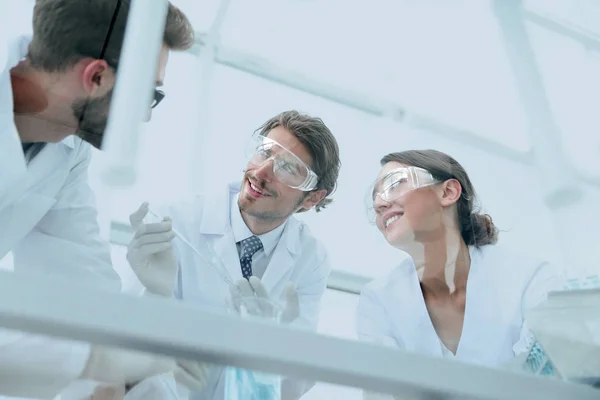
1, 31, 75, 194
197, 183, 238, 235
454, 246, 506, 365
198, 182, 299, 294
198, 182, 299, 255
62, 135, 76, 149
388, 259, 444, 358
230, 192, 286, 257
1, 34, 30, 191
389, 246, 506, 364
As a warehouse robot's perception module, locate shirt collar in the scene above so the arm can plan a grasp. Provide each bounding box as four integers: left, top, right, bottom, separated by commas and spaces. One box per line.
62, 136, 76, 148
230, 192, 287, 257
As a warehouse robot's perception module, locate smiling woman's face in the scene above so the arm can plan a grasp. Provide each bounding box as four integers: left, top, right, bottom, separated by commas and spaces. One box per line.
373, 162, 445, 249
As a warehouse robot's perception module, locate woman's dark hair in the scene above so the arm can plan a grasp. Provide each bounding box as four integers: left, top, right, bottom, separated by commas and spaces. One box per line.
381, 150, 498, 247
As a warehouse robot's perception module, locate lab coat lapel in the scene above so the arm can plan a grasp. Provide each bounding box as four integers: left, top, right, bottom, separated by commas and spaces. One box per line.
0, 144, 67, 257
0, 117, 27, 207
404, 265, 444, 357
213, 228, 244, 284
198, 183, 244, 285
455, 247, 504, 364
384, 263, 443, 357
260, 219, 298, 297
0, 194, 56, 258
17, 143, 69, 194
0, 34, 36, 207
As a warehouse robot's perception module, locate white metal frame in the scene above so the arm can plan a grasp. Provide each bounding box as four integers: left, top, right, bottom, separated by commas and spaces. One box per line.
0, 271, 596, 400
100, 0, 170, 186
524, 10, 600, 51
493, 0, 583, 209
184, 0, 232, 193
188, 43, 533, 166
187, 28, 600, 191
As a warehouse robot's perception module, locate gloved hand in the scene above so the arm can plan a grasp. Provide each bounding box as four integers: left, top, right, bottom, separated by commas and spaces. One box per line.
230, 276, 300, 324
81, 346, 207, 392
127, 203, 179, 297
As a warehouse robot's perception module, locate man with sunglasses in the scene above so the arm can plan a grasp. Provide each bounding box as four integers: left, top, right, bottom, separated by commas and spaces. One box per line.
0, 1, 208, 398
126, 110, 342, 399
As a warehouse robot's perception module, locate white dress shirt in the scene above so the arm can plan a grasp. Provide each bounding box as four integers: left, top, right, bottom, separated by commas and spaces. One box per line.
229, 193, 286, 279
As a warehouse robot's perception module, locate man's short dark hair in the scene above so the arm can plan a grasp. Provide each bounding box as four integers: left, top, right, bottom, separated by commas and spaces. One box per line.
257, 110, 341, 213
28, 0, 195, 72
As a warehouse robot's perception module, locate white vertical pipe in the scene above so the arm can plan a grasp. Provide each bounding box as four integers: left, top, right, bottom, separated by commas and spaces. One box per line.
100, 0, 170, 187
187, 0, 233, 193
493, 0, 583, 209
493, 0, 589, 279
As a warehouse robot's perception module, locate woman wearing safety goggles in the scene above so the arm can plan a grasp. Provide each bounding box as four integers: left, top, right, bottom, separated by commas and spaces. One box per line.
357, 149, 564, 373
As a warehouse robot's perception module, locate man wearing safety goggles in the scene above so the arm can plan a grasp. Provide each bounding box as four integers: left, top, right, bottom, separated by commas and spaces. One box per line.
126, 110, 342, 400
240, 130, 322, 221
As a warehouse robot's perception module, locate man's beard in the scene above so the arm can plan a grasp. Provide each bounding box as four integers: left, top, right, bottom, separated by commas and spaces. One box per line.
239, 177, 309, 221
71, 89, 113, 149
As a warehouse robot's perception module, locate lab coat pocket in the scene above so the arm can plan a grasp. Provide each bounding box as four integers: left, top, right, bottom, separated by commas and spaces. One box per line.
0, 194, 56, 259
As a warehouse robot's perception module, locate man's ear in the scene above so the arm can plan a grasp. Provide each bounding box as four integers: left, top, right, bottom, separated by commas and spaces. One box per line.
300, 189, 327, 211
81, 59, 113, 96
439, 179, 462, 207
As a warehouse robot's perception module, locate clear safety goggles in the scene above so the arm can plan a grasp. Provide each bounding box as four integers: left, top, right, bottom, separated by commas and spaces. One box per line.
365, 166, 439, 223
245, 134, 319, 191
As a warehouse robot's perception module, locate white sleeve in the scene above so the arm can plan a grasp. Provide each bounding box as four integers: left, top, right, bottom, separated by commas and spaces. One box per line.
356, 288, 401, 348
289, 251, 330, 332
12, 142, 121, 292
0, 329, 90, 398
279, 251, 331, 400
513, 262, 566, 356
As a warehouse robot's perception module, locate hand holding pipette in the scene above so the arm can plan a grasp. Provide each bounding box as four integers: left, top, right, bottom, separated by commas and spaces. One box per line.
126, 202, 238, 298
126, 203, 180, 297
127, 203, 298, 321
146, 205, 238, 288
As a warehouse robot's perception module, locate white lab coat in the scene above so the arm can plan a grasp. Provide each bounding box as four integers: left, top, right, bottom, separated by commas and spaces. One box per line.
151, 182, 331, 400
0, 34, 120, 399
356, 245, 564, 368
57, 376, 182, 400
123, 374, 183, 400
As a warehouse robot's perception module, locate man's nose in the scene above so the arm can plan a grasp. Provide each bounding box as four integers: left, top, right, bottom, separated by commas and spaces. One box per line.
254, 158, 275, 182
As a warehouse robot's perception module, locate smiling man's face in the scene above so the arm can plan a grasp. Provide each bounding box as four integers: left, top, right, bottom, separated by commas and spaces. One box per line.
238, 126, 313, 223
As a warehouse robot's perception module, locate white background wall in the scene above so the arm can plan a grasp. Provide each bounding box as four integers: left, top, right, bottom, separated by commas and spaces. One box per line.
91, 57, 599, 280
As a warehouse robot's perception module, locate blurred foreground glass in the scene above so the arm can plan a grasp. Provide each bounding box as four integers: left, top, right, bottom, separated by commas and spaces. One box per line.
523, 278, 600, 388
224, 296, 283, 400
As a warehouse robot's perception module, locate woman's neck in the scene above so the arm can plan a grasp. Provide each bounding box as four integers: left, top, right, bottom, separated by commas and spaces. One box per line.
409, 231, 471, 296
